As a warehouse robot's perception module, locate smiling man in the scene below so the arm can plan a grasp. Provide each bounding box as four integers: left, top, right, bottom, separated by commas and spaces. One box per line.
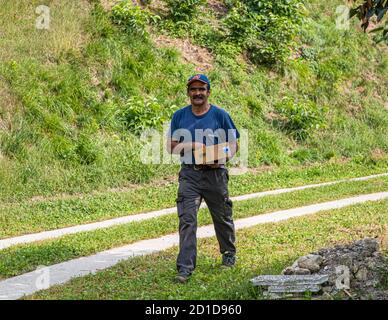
167, 74, 240, 283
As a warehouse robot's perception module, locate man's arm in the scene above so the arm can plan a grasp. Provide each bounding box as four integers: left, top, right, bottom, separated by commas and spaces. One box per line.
167, 139, 205, 155
226, 141, 238, 162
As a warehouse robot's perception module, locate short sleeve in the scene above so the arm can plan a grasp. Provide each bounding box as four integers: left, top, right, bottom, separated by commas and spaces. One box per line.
223, 112, 240, 142
168, 112, 179, 141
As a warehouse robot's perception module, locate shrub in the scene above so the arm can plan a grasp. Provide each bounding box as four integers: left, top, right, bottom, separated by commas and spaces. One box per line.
291, 148, 321, 163
223, 0, 305, 65
117, 96, 176, 134
51, 135, 77, 162
112, 1, 159, 35
75, 134, 102, 165
274, 97, 327, 140
0, 130, 28, 160
166, 0, 206, 22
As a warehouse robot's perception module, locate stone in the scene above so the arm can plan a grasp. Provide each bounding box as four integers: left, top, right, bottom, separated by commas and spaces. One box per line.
363, 238, 379, 253
282, 267, 295, 275
251, 274, 329, 286
351, 261, 360, 274
355, 267, 368, 281
365, 257, 376, 269
337, 253, 353, 268
268, 284, 321, 293
294, 267, 311, 275
282, 266, 311, 275
254, 238, 387, 300
262, 291, 282, 300
296, 254, 323, 272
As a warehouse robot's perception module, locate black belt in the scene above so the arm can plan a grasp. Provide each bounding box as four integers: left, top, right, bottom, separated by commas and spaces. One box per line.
182, 164, 225, 170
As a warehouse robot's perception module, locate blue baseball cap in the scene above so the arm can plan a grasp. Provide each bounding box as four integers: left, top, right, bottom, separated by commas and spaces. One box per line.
187, 74, 211, 90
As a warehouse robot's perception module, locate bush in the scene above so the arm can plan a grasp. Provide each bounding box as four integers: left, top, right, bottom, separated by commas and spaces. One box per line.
0, 130, 28, 160
117, 96, 176, 134
166, 0, 206, 22
291, 148, 321, 163
112, 1, 159, 36
274, 97, 327, 141
51, 135, 77, 162
223, 0, 305, 65
75, 134, 102, 165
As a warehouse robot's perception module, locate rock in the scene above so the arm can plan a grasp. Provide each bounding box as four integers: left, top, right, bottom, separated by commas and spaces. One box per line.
253, 238, 387, 300
268, 284, 321, 293
355, 267, 368, 281
263, 291, 282, 300
365, 279, 379, 287
282, 267, 295, 275
294, 267, 311, 275
362, 238, 379, 253
351, 261, 360, 274
365, 257, 376, 269
251, 274, 329, 286
337, 253, 353, 268
297, 254, 323, 272
281, 267, 311, 275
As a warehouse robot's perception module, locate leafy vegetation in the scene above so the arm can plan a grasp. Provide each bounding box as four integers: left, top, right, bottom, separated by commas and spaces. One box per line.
0, 0, 386, 202
27, 199, 388, 299
1, 176, 386, 279
349, 0, 387, 43
274, 97, 327, 141
112, 1, 159, 36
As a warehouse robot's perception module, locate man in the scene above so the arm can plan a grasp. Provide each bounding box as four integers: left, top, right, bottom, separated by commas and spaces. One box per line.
167, 74, 240, 283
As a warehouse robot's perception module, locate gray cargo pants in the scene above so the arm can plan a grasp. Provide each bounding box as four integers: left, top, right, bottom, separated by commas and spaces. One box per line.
176, 165, 236, 275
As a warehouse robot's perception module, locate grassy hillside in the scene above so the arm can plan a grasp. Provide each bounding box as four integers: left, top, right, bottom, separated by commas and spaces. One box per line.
0, 0, 387, 202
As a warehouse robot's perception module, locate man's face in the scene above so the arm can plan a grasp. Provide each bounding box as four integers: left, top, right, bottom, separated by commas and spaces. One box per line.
187, 81, 210, 107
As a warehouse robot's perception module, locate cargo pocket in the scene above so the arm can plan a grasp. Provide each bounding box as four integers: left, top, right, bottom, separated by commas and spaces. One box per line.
176, 196, 185, 218
224, 197, 233, 218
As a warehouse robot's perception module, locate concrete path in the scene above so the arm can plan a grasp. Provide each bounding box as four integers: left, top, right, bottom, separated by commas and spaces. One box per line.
0, 191, 386, 300
1, 172, 387, 251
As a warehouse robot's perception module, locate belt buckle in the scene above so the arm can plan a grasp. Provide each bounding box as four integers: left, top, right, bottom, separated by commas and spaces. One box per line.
194, 165, 201, 171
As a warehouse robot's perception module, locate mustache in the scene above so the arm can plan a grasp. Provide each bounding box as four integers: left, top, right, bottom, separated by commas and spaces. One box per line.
193, 95, 204, 99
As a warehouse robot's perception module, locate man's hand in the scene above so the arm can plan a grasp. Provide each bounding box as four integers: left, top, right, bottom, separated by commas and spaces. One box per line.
167, 140, 205, 155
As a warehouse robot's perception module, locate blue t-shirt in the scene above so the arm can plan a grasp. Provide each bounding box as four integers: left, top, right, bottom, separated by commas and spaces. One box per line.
169, 104, 240, 164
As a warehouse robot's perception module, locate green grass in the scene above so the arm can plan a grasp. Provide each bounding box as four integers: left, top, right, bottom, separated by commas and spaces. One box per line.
27, 198, 388, 300
1, 175, 387, 280
0, 0, 387, 203
1, 160, 387, 238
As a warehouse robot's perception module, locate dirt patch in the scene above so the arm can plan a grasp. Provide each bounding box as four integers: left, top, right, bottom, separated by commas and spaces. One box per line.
370, 148, 387, 162
100, 0, 120, 11
347, 104, 363, 115
247, 165, 274, 174
207, 0, 228, 17
154, 35, 214, 72
146, 0, 169, 15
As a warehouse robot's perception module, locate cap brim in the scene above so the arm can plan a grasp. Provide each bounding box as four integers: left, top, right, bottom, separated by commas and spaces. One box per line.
187, 79, 209, 86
